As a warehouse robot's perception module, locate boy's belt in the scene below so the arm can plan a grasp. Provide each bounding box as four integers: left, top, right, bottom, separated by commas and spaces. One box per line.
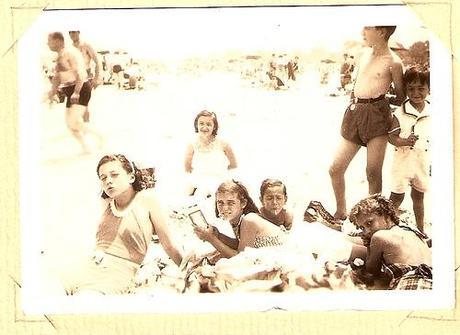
352, 94, 386, 104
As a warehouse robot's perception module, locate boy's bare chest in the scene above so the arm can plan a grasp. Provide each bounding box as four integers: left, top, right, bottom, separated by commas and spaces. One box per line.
359, 56, 392, 80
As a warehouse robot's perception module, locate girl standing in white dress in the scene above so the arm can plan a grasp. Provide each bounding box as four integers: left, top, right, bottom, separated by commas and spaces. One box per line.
184, 110, 237, 198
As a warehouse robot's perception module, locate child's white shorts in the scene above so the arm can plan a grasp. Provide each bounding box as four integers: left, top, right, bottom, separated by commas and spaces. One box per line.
391, 149, 430, 194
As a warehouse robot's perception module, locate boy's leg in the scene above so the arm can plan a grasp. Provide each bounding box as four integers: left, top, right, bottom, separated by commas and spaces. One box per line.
329, 138, 360, 219
366, 135, 388, 195
83, 107, 90, 122
410, 187, 425, 233
389, 192, 405, 209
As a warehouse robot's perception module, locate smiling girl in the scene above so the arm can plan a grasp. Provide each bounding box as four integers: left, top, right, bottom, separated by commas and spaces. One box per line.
193, 180, 288, 258
184, 110, 237, 197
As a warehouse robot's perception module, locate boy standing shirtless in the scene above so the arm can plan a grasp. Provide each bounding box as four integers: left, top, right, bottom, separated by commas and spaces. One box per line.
329, 26, 405, 220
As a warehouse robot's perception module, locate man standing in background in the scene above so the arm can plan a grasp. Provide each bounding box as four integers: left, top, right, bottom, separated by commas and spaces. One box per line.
69, 30, 101, 122
46, 32, 104, 154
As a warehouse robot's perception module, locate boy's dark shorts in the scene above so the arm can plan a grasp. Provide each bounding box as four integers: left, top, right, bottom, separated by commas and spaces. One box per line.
62, 81, 92, 108
341, 98, 392, 146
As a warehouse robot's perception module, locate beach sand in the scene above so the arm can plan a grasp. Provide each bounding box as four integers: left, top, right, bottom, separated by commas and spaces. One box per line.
36, 68, 430, 294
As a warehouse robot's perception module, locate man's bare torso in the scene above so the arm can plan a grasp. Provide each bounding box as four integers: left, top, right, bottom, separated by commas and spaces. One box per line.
55, 47, 85, 86
354, 49, 398, 98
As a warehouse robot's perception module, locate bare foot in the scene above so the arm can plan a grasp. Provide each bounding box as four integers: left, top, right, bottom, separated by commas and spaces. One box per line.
334, 211, 347, 221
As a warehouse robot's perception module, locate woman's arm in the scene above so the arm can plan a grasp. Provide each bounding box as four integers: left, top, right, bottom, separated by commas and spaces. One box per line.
212, 226, 239, 250
184, 143, 194, 173
147, 193, 183, 266
222, 141, 237, 170
194, 225, 239, 258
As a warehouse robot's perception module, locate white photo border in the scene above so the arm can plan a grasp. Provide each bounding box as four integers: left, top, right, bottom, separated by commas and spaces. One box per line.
19, 4, 454, 314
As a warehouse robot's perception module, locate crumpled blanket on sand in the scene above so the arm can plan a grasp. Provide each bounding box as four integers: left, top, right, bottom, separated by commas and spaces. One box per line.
131, 243, 366, 294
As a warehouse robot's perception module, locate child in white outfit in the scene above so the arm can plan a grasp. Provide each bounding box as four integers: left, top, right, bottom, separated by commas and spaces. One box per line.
388, 67, 430, 235
184, 110, 237, 197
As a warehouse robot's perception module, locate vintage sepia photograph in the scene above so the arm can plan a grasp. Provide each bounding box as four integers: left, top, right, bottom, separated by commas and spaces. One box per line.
18, 4, 454, 314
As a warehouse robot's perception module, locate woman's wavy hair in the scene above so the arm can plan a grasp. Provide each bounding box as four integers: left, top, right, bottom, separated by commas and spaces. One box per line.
349, 194, 399, 226
194, 110, 219, 136
214, 180, 259, 217
97, 154, 155, 199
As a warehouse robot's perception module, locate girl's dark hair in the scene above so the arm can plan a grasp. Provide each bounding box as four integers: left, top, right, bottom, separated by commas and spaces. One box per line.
215, 180, 260, 217
97, 154, 155, 199
403, 67, 430, 89
349, 194, 399, 226
194, 110, 219, 136
260, 178, 287, 198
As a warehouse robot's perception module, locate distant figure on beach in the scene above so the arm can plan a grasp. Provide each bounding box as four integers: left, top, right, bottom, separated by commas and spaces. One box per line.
45, 32, 104, 154
267, 53, 284, 90
125, 60, 142, 90
101, 55, 109, 83
259, 179, 293, 231
64, 154, 184, 295
388, 67, 431, 236
275, 54, 288, 86
319, 60, 332, 86
69, 30, 101, 123
184, 110, 238, 198
266, 71, 284, 90
350, 194, 432, 290
110, 52, 128, 89
287, 56, 299, 81
269, 53, 277, 75
329, 26, 405, 221
339, 53, 354, 91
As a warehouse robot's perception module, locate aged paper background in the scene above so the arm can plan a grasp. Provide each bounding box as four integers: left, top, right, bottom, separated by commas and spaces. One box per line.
1, 0, 458, 334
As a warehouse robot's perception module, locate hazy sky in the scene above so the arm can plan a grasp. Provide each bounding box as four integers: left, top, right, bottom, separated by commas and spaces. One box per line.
33, 5, 429, 60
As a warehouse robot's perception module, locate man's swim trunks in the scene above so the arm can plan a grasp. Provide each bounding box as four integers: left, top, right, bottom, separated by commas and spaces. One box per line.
340, 95, 392, 146
61, 81, 92, 108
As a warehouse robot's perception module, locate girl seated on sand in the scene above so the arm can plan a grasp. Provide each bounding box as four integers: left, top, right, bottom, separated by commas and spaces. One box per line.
184, 110, 237, 198
194, 180, 366, 262
63, 154, 184, 295
259, 178, 294, 231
